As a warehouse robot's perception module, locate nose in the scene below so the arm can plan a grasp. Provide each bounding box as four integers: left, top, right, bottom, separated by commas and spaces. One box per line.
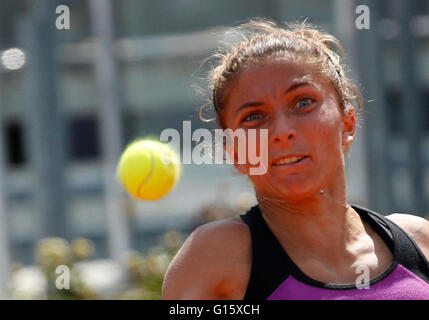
270, 112, 296, 144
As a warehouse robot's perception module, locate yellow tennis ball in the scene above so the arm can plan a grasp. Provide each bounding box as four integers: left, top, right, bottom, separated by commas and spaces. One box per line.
117, 140, 181, 200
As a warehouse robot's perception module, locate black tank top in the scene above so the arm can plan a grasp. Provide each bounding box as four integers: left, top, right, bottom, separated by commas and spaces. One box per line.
239, 203, 429, 299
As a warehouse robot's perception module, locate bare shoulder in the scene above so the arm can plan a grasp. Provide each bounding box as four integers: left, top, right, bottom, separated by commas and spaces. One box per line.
385, 213, 429, 260
162, 216, 251, 300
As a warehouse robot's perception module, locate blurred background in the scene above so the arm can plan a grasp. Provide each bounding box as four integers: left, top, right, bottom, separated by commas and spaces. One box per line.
0, 0, 428, 299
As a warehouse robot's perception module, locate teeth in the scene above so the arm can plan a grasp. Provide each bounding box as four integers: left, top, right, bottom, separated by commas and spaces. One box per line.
274, 156, 305, 165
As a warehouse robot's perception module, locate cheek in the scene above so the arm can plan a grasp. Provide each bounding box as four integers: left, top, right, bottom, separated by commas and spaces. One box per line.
309, 106, 343, 156
242, 129, 269, 169
224, 129, 266, 167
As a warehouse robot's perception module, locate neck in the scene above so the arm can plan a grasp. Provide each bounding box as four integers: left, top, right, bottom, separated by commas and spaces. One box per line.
255, 170, 365, 265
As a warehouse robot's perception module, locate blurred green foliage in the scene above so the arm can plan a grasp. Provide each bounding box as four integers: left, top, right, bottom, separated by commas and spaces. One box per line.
116, 230, 184, 300
9, 197, 254, 300
36, 237, 99, 300
9, 230, 185, 300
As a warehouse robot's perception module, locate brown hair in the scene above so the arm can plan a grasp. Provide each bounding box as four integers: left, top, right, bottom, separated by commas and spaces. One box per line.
199, 17, 363, 158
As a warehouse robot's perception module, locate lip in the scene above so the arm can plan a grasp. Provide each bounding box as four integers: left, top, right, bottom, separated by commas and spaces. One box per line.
270, 154, 311, 167
271, 155, 310, 170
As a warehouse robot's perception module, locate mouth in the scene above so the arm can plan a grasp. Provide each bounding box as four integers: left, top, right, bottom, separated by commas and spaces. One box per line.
272, 155, 310, 167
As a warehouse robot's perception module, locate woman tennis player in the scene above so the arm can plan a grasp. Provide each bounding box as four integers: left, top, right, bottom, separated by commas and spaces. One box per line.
162, 18, 429, 299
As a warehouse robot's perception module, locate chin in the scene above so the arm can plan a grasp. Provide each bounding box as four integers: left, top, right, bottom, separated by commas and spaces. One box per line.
277, 188, 313, 202
257, 179, 316, 202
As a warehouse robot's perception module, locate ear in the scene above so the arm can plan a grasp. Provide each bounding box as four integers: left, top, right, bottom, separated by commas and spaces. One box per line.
341, 106, 356, 147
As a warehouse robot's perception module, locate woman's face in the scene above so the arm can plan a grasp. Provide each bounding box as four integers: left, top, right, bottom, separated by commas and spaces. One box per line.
221, 60, 356, 202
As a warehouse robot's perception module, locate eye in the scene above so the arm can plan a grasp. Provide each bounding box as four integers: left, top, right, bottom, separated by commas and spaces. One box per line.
243, 113, 263, 122
295, 97, 314, 109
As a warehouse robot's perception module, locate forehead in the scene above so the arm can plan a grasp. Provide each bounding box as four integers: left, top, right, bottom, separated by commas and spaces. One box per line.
224, 60, 328, 103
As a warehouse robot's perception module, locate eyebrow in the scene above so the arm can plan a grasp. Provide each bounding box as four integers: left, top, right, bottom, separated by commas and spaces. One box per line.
234, 79, 318, 115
